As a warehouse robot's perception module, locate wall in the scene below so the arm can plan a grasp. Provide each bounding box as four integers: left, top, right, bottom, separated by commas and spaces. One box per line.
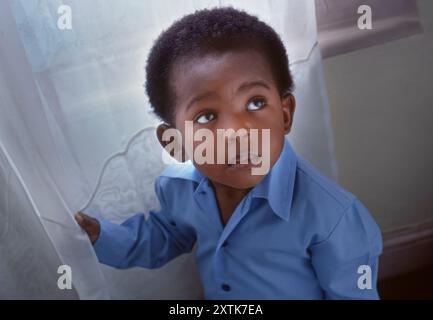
322, 0, 433, 232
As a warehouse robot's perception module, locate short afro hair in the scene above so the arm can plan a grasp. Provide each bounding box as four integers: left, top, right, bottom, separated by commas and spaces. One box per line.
145, 7, 294, 124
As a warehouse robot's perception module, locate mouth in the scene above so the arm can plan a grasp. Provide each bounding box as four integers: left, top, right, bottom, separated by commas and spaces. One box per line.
227, 152, 261, 169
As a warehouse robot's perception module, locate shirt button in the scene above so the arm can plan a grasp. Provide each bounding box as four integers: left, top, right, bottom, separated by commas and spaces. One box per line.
221, 283, 231, 292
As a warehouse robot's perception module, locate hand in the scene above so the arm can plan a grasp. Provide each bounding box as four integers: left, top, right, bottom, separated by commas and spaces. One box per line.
74, 212, 100, 244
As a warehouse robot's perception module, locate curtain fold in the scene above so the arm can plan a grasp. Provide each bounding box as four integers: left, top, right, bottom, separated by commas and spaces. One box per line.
0, 0, 336, 299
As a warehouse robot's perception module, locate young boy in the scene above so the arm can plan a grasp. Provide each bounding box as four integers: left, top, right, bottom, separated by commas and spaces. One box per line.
75, 7, 382, 299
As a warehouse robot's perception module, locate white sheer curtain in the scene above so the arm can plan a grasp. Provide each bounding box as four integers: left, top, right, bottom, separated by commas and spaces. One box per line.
0, 0, 336, 299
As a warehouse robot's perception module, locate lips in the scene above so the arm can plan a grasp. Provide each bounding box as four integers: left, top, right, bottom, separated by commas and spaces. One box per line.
227, 151, 261, 168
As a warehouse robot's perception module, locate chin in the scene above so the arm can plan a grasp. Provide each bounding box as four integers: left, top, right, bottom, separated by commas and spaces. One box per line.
215, 170, 267, 189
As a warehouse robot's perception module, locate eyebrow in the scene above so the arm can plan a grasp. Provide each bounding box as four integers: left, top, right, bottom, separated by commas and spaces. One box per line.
185, 80, 271, 111
236, 80, 271, 94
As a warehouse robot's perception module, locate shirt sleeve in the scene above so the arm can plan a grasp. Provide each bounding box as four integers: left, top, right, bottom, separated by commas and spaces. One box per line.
91, 177, 196, 269
310, 198, 383, 299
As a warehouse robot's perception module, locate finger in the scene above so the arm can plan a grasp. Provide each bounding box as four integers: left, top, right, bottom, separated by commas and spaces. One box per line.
75, 212, 95, 228
74, 212, 84, 223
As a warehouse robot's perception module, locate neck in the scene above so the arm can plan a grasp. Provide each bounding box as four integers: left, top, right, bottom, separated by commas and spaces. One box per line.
209, 180, 252, 226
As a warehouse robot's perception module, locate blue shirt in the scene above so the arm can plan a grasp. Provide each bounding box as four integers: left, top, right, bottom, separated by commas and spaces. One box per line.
93, 139, 383, 299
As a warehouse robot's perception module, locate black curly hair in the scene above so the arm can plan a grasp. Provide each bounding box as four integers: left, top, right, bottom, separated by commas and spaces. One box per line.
145, 7, 294, 124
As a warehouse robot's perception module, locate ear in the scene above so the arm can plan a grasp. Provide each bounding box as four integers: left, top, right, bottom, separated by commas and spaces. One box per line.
281, 93, 296, 134
156, 123, 187, 162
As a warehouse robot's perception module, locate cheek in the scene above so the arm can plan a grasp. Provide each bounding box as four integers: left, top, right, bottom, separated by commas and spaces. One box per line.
255, 107, 286, 168
254, 106, 286, 145
254, 101, 286, 128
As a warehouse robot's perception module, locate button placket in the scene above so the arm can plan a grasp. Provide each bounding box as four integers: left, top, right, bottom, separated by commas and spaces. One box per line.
212, 194, 252, 294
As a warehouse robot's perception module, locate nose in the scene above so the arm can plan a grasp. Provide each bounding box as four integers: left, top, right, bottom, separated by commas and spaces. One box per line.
217, 113, 253, 160
220, 112, 252, 136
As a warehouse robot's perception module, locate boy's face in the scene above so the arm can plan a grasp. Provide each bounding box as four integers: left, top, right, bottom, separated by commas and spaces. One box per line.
160, 49, 295, 189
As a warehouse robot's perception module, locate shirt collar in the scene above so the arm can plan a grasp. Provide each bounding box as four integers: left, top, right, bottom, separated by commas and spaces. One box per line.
160, 160, 204, 183
161, 138, 298, 221
250, 138, 297, 221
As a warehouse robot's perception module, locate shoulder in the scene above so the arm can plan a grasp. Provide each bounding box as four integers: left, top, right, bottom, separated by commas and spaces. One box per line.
159, 160, 200, 181
294, 156, 355, 212
155, 161, 203, 196
292, 156, 381, 246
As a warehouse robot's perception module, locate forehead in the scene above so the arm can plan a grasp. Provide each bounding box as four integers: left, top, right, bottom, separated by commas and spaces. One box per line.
171, 49, 275, 103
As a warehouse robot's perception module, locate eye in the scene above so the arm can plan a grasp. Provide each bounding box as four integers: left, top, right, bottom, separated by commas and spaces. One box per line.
246, 97, 267, 111
195, 112, 216, 124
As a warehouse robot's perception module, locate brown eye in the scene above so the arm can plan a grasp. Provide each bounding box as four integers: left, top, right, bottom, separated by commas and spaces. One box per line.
247, 97, 267, 111
196, 112, 216, 124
